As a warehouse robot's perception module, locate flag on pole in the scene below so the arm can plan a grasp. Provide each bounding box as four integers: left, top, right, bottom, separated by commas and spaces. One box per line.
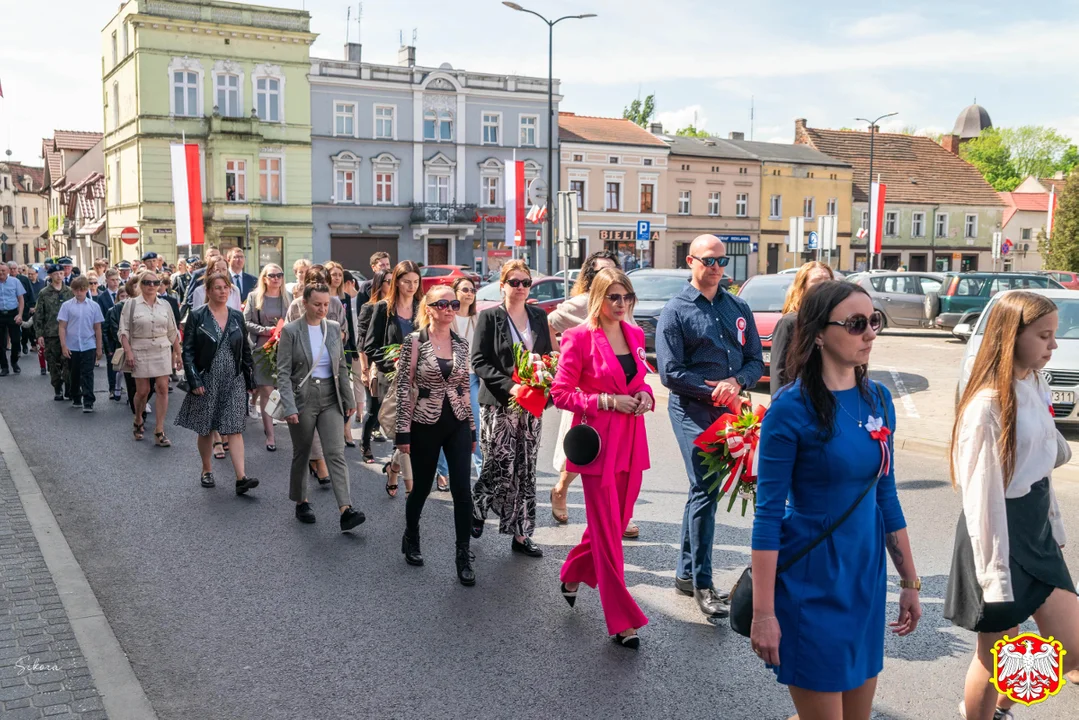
504, 160, 526, 248
856, 227, 868, 240
0, 77, 4, 98
1047, 186, 1057, 239
526, 203, 547, 224
170, 143, 205, 245
869, 181, 887, 255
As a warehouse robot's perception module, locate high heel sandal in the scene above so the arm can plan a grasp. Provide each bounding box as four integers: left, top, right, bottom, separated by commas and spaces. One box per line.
382, 461, 398, 497
309, 462, 330, 486
611, 631, 640, 650
132, 421, 144, 441
560, 582, 577, 608
212, 441, 226, 459
154, 432, 171, 448
362, 446, 374, 463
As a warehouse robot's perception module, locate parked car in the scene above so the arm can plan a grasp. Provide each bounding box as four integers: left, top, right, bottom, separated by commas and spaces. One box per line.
474, 274, 565, 314
1043, 270, 1079, 290
852, 272, 943, 328
553, 269, 581, 286
736, 273, 795, 384
419, 265, 481, 293
925, 272, 1065, 335
957, 288, 1079, 423
626, 269, 692, 353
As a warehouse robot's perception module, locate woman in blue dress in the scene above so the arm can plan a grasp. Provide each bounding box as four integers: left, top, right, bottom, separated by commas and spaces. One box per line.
751, 281, 922, 719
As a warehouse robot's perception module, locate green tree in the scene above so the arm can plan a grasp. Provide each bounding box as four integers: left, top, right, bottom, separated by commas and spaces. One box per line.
960, 128, 1022, 191
622, 94, 655, 127
999, 126, 1076, 179
675, 125, 710, 138
1041, 170, 1079, 271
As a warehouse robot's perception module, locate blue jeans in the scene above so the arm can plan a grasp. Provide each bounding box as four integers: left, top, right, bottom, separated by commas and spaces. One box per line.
437, 372, 483, 478
669, 393, 724, 589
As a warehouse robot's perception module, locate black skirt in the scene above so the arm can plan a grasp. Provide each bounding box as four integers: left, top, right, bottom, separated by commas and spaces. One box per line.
944, 477, 1075, 633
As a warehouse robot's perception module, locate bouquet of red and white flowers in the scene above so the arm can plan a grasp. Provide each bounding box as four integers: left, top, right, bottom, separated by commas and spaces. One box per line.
381, 343, 403, 381
693, 403, 767, 516
510, 342, 559, 418
256, 319, 286, 381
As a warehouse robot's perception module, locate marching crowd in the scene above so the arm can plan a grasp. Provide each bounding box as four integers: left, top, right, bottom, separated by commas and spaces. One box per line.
3, 234, 1077, 720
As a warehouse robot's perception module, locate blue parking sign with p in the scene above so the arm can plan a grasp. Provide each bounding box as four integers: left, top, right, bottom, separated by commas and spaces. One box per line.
636, 220, 650, 239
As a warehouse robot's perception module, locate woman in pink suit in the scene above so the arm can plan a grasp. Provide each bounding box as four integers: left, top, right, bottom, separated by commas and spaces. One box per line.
551, 268, 654, 649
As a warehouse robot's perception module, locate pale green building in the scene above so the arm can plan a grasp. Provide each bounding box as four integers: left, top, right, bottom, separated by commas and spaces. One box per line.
102, 0, 316, 269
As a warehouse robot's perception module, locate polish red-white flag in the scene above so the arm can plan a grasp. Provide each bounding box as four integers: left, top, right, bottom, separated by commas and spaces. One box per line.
170, 143, 205, 245
1047, 186, 1057, 239
0, 77, 5, 98
869, 181, 887, 255
526, 203, 547, 224
504, 160, 526, 248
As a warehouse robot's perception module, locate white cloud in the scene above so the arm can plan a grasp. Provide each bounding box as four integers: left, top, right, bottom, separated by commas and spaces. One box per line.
656, 105, 707, 133
844, 13, 925, 40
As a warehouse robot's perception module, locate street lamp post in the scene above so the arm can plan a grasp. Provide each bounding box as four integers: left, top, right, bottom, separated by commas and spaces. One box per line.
855, 112, 897, 270
503, 2, 596, 275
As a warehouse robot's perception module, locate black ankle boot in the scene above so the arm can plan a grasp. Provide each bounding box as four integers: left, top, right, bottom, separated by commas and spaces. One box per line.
455, 542, 475, 586
401, 531, 423, 566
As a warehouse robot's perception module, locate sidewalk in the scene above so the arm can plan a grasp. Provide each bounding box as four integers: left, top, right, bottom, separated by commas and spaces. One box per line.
0, 455, 106, 720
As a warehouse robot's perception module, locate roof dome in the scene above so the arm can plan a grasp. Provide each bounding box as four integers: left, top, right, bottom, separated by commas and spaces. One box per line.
952, 103, 992, 140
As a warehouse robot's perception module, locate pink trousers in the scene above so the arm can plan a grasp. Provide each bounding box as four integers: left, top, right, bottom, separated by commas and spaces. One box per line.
560, 469, 649, 636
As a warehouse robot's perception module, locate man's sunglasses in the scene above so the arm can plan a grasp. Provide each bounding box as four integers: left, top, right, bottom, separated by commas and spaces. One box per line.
827, 311, 883, 335
605, 292, 637, 305
266, 272, 284, 279
428, 299, 461, 311
505, 278, 532, 289
141, 280, 161, 287
689, 255, 731, 268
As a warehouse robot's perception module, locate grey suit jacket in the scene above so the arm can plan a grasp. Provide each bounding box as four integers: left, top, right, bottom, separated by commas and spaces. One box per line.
276, 317, 355, 417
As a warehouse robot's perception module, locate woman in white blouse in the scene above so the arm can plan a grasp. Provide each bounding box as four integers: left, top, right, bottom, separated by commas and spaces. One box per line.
945, 291, 1078, 720
190, 259, 241, 311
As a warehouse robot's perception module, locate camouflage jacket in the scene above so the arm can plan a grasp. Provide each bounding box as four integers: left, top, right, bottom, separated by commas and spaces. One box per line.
34, 284, 74, 338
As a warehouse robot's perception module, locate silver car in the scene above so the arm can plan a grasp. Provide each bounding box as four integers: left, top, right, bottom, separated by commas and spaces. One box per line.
854, 272, 944, 328
957, 288, 1079, 424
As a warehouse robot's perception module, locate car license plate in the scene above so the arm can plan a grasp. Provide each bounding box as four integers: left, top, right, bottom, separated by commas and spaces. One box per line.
1052, 391, 1074, 404
762, 351, 771, 365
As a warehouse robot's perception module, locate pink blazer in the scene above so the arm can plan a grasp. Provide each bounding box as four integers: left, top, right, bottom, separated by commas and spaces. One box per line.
551, 322, 653, 475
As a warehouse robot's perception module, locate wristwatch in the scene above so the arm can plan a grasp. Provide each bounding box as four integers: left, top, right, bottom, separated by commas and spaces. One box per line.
898, 578, 921, 590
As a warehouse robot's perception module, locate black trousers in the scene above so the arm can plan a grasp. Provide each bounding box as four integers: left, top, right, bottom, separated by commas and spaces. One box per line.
362, 394, 382, 449
68, 349, 96, 407
0, 310, 21, 370
405, 403, 474, 546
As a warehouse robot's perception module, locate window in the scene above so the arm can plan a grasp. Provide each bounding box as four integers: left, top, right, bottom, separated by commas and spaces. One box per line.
643, 158, 653, 166
111, 31, 118, 67
965, 213, 978, 238
424, 111, 436, 140
334, 102, 355, 137
919, 277, 942, 295
570, 179, 585, 209
770, 195, 781, 219
255, 76, 280, 122
114, 158, 121, 205
862, 210, 869, 229
426, 174, 450, 204
872, 276, 914, 294
122, 24, 129, 56
216, 73, 240, 117
736, 193, 748, 217
884, 211, 898, 236
371, 153, 399, 205
424, 110, 452, 141
1021, 228, 1032, 241
374, 105, 395, 139
519, 115, 537, 146
225, 160, 246, 201
609, 156, 620, 164
481, 175, 500, 207
33, 208, 39, 227
708, 192, 721, 216
482, 113, 500, 145
911, 212, 925, 238
605, 182, 620, 211
681, 164, 690, 171
955, 277, 985, 296
112, 82, 120, 128
259, 157, 281, 203
678, 190, 691, 215
640, 183, 654, 213
936, 212, 948, 238
439, 110, 453, 141
172, 70, 199, 117
1, 207, 9, 227
803, 197, 815, 220
21, 207, 28, 227
335, 169, 355, 203
375, 172, 395, 205
826, 197, 837, 216
572, 154, 583, 162
739, 167, 748, 175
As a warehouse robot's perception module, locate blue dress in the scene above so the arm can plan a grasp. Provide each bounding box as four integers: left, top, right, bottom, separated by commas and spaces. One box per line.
752, 380, 906, 692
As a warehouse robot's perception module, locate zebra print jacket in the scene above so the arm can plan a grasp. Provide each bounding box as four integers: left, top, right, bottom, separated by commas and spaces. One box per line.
395, 328, 476, 445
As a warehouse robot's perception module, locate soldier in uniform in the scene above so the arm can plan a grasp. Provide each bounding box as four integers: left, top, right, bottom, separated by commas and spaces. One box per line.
35, 263, 74, 400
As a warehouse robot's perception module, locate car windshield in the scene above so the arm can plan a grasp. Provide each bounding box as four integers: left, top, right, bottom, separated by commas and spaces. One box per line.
738, 278, 793, 312
420, 267, 452, 277
976, 297, 1079, 338
630, 275, 690, 301
475, 282, 504, 301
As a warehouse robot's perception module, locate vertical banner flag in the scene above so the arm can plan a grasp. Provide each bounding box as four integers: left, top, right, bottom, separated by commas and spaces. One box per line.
1047, 186, 1057, 239
504, 160, 526, 248
869, 181, 887, 255
170, 143, 205, 245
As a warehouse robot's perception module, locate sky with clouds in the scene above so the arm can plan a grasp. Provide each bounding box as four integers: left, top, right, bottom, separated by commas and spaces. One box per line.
2, 0, 1078, 167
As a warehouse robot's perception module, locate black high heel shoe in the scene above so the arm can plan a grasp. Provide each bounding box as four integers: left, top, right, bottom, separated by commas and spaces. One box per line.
560, 583, 577, 608
309, 462, 330, 486
401, 532, 423, 566
611, 632, 640, 650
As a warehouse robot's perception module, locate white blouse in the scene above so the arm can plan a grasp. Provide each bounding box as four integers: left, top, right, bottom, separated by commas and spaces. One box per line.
453, 314, 476, 354
954, 372, 1070, 603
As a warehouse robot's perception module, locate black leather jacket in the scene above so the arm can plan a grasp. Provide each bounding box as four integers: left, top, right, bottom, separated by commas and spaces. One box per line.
181, 305, 255, 392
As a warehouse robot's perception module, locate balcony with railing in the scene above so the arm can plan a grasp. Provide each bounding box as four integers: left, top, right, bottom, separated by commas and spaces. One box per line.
409, 203, 478, 225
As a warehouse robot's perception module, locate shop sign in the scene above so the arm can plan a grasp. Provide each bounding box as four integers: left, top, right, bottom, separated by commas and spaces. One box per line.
153, 228, 174, 234
487, 249, 512, 259
474, 211, 540, 225
599, 229, 659, 241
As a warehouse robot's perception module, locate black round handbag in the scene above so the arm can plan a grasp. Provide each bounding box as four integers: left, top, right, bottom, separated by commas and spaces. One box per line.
563, 418, 601, 466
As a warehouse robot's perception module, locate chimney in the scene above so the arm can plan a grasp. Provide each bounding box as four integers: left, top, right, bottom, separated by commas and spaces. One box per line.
344, 42, 362, 63
794, 118, 809, 145
649, 122, 663, 135
941, 134, 960, 155
398, 44, 416, 67
728, 131, 745, 141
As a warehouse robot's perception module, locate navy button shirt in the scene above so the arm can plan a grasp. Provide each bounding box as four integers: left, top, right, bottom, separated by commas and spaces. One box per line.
656, 282, 764, 402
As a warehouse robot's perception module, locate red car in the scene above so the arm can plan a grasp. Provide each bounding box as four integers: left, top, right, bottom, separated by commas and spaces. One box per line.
419, 265, 481, 293
1044, 270, 1079, 290
474, 275, 566, 314
736, 273, 794, 385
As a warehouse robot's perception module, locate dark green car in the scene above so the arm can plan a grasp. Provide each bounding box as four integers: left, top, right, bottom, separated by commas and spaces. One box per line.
925, 272, 1064, 332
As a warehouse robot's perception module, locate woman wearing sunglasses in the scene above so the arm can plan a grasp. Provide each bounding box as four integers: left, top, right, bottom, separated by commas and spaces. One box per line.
394, 285, 477, 585
118, 271, 183, 446
552, 268, 653, 648
751, 281, 920, 719
771, 261, 834, 396
471, 259, 556, 557
243, 263, 293, 451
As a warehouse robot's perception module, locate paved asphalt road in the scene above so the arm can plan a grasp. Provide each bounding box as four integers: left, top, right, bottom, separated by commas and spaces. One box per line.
1, 367, 1077, 720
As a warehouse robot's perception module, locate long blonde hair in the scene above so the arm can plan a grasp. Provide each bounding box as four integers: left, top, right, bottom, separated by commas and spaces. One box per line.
587, 268, 636, 329
251, 263, 284, 311
416, 285, 456, 331
782, 261, 835, 314
950, 291, 1058, 489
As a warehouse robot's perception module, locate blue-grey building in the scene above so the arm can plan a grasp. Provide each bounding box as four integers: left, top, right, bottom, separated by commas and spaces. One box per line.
309, 43, 559, 273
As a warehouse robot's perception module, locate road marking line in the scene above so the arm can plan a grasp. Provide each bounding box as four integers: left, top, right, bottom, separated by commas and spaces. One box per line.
888, 366, 921, 419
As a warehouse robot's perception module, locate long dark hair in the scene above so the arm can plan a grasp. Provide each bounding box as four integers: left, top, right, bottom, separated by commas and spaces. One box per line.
571, 250, 621, 297
785, 280, 876, 439
367, 269, 391, 305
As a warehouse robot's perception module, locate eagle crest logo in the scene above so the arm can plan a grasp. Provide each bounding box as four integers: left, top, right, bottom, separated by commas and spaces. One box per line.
990, 633, 1067, 706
